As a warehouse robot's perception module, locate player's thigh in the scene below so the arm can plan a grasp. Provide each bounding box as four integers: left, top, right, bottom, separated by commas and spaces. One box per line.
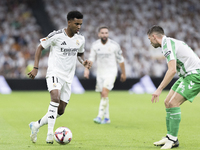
173, 74, 200, 103
46, 75, 62, 91
102, 76, 116, 91
164, 89, 175, 108
60, 82, 71, 104
168, 92, 186, 108
46, 75, 62, 101
95, 76, 103, 92
165, 77, 184, 107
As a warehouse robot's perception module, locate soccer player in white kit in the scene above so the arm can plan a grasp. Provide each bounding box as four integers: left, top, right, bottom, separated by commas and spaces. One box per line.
148, 25, 200, 149
27, 11, 92, 144
84, 26, 126, 124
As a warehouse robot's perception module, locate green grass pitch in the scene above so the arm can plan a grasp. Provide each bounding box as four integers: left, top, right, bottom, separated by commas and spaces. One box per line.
0, 91, 200, 150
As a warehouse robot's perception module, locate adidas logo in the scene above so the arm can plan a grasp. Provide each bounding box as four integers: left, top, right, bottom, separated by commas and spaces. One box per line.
61, 41, 66, 45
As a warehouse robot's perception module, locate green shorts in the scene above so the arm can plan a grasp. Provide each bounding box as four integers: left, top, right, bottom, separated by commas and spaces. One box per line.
172, 74, 200, 102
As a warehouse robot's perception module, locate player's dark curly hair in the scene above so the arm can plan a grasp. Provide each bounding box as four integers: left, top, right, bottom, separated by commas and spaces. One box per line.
147, 25, 164, 35
67, 11, 83, 21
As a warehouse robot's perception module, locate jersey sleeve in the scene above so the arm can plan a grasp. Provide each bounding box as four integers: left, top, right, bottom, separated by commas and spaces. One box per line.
88, 43, 96, 62
78, 37, 85, 53
115, 44, 124, 63
162, 38, 176, 63
40, 31, 56, 49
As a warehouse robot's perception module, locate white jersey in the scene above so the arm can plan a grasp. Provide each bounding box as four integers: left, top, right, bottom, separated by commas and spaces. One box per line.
162, 36, 200, 77
89, 38, 124, 77
40, 29, 85, 83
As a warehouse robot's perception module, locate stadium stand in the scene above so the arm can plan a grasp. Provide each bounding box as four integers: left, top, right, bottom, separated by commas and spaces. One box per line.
1, 0, 200, 79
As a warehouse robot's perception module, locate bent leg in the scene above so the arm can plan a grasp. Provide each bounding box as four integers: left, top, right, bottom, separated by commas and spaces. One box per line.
97, 88, 109, 119
168, 92, 186, 140
164, 89, 175, 135
57, 100, 68, 116
47, 90, 60, 137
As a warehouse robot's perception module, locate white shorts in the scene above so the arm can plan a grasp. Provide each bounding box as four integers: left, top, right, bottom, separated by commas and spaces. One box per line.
95, 76, 116, 92
46, 75, 71, 103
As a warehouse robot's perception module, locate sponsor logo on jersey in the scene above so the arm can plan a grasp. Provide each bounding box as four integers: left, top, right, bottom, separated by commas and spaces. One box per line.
61, 48, 78, 56
98, 53, 111, 58
164, 51, 171, 57
61, 41, 67, 45
76, 40, 80, 45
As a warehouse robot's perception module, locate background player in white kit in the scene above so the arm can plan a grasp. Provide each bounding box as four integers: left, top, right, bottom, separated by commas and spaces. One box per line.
84, 26, 126, 124
27, 11, 92, 144
148, 25, 200, 149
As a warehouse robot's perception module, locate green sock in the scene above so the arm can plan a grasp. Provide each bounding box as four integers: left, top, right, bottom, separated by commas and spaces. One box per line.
166, 108, 171, 135
169, 107, 181, 137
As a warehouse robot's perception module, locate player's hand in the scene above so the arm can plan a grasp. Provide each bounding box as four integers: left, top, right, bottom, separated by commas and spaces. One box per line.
27, 68, 38, 79
83, 60, 92, 69
120, 73, 126, 82
84, 68, 90, 79
151, 89, 162, 103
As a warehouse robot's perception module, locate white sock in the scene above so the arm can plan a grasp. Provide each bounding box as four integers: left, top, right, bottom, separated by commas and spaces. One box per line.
47, 102, 59, 135
168, 134, 177, 141
35, 113, 62, 129
104, 98, 109, 119
35, 113, 48, 129
97, 97, 108, 119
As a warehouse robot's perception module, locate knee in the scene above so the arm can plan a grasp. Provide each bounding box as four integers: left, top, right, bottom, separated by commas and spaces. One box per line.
168, 101, 176, 108
164, 99, 169, 108
101, 91, 108, 98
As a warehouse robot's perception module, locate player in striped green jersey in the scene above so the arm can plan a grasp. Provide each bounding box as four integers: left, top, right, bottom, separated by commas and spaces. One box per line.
147, 25, 200, 149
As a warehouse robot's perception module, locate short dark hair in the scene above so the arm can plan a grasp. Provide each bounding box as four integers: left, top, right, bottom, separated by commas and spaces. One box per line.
147, 25, 164, 35
67, 11, 83, 21
98, 26, 108, 32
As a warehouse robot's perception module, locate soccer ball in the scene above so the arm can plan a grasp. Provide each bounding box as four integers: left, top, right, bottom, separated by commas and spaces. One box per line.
54, 126, 72, 144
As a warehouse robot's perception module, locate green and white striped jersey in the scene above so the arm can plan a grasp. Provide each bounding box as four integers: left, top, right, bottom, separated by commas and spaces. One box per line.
161, 36, 200, 77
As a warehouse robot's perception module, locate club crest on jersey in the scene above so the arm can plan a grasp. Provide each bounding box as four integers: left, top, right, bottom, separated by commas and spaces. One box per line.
76, 40, 80, 45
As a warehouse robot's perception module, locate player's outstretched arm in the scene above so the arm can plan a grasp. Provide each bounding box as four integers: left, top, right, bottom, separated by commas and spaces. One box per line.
119, 62, 126, 82
27, 44, 44, 79
151, 60, 176, 103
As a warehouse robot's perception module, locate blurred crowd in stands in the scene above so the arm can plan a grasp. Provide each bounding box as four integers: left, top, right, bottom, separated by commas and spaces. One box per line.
1, 0, 200, 79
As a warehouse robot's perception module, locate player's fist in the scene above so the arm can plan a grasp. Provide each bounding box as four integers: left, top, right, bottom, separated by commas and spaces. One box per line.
83, 60, 92, 69
120, 73, 126, 82
27, 68, 38, 79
